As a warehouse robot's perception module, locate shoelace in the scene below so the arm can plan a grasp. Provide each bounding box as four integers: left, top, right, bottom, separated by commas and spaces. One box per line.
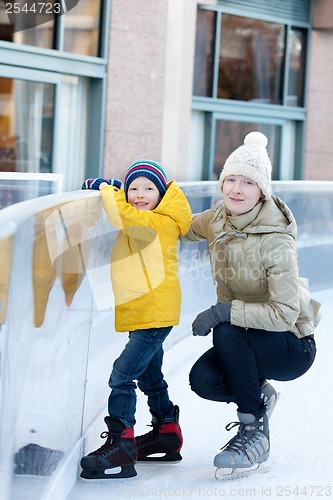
136, 424, 158, 446
221, 420, 263, 464
90, 431, 118, 456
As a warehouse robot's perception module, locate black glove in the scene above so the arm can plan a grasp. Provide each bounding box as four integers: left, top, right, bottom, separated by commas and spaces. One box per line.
82, 178, 109, 190
192, 301, 231, 336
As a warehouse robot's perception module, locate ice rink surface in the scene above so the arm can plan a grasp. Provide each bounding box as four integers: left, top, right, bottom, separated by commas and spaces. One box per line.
67, 288, 332, 500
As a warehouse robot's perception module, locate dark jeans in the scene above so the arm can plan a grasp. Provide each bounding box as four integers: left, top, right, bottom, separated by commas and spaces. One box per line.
108, 326, 174, 428
189, 322, 316, 418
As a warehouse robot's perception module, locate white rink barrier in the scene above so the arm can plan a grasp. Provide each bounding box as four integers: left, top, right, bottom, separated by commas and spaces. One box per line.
0, 181, 332, 500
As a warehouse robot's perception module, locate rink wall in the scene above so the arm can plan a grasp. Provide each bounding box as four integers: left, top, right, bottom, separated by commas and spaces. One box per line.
0, 181, 332, 500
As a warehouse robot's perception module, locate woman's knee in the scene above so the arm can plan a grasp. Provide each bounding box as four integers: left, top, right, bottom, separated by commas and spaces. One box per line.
189, 348, 233, 402
213, 323, 245, 348
189, 358, 205, 396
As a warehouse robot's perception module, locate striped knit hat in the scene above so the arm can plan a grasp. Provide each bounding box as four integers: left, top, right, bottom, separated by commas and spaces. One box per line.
124, 159, 168, 200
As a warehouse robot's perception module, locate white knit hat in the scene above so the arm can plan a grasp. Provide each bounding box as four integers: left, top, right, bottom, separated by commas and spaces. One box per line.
219, 131, 272, 200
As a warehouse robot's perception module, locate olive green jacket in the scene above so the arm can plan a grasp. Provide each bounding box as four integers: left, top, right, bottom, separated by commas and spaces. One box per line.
183, 195, 321, 338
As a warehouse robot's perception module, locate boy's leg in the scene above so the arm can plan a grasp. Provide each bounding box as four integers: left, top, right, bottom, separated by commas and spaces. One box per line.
135, 328, 183, 462
80, 327, 173, 478
108, 327, 172, 428
136, 344, 173, 420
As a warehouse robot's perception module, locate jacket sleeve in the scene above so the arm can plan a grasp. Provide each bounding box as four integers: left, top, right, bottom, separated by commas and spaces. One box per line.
231, 234, 301, 332
180, 209, 212, 242
100, 185, 154, 229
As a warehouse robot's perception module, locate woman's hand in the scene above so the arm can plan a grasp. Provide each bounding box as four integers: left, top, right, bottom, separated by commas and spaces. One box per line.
192, 302, 231, 336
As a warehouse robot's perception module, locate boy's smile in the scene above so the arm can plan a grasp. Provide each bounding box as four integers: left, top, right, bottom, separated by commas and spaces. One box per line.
127, 176, 161, 210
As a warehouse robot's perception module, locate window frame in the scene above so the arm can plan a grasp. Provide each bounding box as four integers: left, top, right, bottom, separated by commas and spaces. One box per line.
192, 2, 312, 180
0, 0, 111, 185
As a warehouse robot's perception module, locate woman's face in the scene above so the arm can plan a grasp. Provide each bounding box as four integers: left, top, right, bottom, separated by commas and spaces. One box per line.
222, 175, 262, 216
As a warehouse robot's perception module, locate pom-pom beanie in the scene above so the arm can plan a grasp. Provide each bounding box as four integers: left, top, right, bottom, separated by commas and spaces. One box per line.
219, 131, 272, 200
124, 159, 168, 201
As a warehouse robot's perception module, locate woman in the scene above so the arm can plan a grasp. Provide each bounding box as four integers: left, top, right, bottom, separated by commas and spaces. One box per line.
183, 131, 321, 477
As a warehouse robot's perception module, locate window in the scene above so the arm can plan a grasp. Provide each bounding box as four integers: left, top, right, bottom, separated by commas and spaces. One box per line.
193, 11, 306, 107
217, 15, 285, 105
0, 78, 54, 174
191, 4, 310, 181
192, 9, 216, 97
0, 0, 103, 56
287, 28, 306, 107
0, 1, 109, 191
0, 73, 89, 191
213, 121, 280, 180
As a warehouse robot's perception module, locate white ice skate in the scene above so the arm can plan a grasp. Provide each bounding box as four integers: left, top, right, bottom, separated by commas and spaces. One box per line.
214, 412, 270, 480
261, 380, 280, 419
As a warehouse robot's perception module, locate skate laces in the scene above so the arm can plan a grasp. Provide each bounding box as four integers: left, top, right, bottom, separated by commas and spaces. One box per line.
90, 431, 119, 457
221, 420, 263, 464
135, 424, 158, 446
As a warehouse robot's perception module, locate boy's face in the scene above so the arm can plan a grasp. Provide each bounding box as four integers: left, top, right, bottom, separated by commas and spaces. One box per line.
127, 176, 161, 210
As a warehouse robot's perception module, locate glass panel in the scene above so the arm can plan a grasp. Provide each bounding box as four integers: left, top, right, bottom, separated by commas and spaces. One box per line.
193, 9, 216, 97
0, 196, 104, 499
63, 0, 101, 56
213, 120, 280, 180
0, 182, 331, 498
218, 14, 285, 104
0, 78, 55, 174
55, 75, 88, 191
0, 2, 54, 48
287, 28, 305, 107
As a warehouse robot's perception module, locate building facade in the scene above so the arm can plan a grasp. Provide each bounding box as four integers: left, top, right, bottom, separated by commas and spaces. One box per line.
0, 0, 333, 195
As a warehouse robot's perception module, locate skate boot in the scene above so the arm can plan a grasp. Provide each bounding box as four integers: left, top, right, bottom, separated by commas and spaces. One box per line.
261, 379, 280, 418
214, 412, 270, 480
80, 416, 137, 479
135, 405, 183, 462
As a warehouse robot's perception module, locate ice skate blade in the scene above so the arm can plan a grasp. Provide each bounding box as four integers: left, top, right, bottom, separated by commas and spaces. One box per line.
215, 462, 270, 480
80, 464, 137, 480
138, 451, 182, 463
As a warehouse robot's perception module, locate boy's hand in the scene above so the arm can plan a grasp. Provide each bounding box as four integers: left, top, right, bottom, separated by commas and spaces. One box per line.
82, 178, 109, 190
109, 179, 123, 190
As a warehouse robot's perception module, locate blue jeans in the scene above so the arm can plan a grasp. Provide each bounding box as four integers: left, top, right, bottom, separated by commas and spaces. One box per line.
108, 327, 174, 428
189, 323, 316, 418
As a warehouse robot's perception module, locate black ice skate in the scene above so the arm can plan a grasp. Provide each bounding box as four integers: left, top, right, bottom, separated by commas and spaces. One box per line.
80, 416, 137, 479
135, 405, 183, 462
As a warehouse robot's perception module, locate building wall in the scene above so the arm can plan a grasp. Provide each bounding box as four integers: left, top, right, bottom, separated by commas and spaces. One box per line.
103, 0, 333, 183
103, 0, 168, 180
305, 0, 333, 180
102, 0, 216, 181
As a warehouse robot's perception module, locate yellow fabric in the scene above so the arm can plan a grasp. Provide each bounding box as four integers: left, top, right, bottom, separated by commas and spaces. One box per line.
33, 197, 102, 326
0, 235, 13, 324
101, 181, 192, 332
33, 210, 57, 327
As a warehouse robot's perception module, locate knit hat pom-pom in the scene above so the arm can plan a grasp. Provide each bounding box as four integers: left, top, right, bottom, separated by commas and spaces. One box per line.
244, 131, 268, 149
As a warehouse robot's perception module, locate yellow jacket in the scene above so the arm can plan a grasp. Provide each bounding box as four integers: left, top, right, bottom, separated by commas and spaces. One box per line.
100, 181, 192, 332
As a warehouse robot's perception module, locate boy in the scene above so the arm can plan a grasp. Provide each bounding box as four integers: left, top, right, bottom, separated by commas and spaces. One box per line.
80, 159, 192, 479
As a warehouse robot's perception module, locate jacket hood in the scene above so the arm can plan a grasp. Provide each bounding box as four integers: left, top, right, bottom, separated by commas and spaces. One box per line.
153, 180, 192, 235
212, 195, 297, 240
